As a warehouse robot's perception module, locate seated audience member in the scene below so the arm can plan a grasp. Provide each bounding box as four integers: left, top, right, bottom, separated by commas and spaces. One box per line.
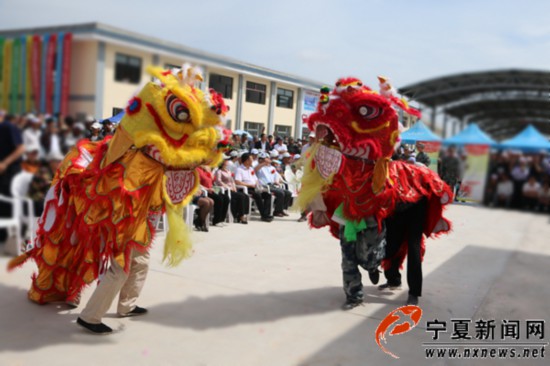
234, 153, 273, 222
495, 172, 514, 208
21, 144, 41, 174
28, 150, 64, 216
273, 137, 288, 155
214, 159, 251, 224
63, 122, 86, 151
255, 156, 292, 217
284, 163, 302, 197
250, 149, 260, 168
226, 150, 240, 174
197, 166, 229, 226
191, 190, 214, 232
538, 180, 550, 213
89, 122, 104, 142
522, 176, 541, 210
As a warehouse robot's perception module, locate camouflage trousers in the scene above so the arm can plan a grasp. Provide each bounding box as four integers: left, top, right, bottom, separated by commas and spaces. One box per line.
339, 219, 386, 301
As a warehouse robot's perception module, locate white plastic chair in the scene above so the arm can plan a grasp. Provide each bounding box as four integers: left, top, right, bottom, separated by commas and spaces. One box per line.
0, 195, 23, 255
10, 171, 35, 244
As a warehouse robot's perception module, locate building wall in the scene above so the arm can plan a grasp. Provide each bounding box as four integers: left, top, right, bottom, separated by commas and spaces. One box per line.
273, 83, 298, 136
101, 43, 155, 117
208, 66, 238, 130
68, 40, 97, 118
241, 75, 270, 132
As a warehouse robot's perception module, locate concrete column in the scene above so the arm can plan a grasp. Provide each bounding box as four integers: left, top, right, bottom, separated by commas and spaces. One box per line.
453, 120, 459, 135
267, 81, 276, 135
94, 41, 105, 119
442, 112, 449, 138
431, 106, 437, 131
235, 74, 244, 130
294, 88, 304, 139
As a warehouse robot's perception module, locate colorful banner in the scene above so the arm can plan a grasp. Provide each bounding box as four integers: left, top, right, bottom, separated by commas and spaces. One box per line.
31, 35, 41, 113
419, 140, 441, 172
0, 37, 4, 109
20, 36, 27, 114
25, 36, 33, 112
53, 32, 63, 114
456, 144, 490, 202
39, 34, 49, 113
60, 33, 72, 116
11, 38, 21, 114
44, 34, 57, 114
2, 39, 11, 111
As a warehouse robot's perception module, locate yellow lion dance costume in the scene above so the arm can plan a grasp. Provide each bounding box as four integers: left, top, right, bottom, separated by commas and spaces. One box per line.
9, 65, 230, 305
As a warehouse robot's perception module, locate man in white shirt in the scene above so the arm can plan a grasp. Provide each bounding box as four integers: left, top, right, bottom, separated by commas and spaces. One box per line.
226, 150, 240, 174
495, 173, 513, 207
235, 153, 273, 222
273, 137, 288, 154
301, 132, 315, 154
23, 115, 43, 157
256, 155, 292, 217
250, 149, 260, 168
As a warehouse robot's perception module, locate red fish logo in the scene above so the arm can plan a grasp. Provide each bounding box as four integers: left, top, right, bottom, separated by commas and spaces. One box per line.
375, 305, 422, 359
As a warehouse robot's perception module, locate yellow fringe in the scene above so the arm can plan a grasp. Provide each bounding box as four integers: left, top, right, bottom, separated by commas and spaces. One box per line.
372, 157, 391, 194
163, 204, 192, 267
294, 144, 333, 212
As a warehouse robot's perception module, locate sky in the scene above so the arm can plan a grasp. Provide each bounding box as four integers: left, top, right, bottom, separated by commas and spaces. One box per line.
1, 0, 549, 89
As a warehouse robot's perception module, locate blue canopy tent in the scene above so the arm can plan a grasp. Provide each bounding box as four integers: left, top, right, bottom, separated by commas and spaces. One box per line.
100, 110, 125, 124
499, 125, 550, 153
443, 123, 496, 146
400, 121, 441, 144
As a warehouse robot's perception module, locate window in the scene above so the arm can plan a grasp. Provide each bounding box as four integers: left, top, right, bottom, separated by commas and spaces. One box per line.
164, 63, 180, 70
246, 81, 266, 104
115, 53, 142, 84
209, 73, 233, 99
276, 88, 294, 109
244, 122, 264, 138
274, 125, 291, 138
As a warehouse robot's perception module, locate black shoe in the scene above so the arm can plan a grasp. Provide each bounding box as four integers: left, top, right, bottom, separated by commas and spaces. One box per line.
341, 297, 363, 311
120, 306, 148, 317
261, 216, 273, 222
77, 317, 113, 334
193, 219, 202, 231
406, 294, 419, 305
378, 283, 402, 291
201, 226, 209, 232
368, 269, 380, 285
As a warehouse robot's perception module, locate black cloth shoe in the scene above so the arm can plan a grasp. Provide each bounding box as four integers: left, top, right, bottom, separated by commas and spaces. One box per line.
406, 294, 419, 305
261, 216, 273, 222
341, 297, 363, 311
378, 283, 402, 291
368, 269, 380, 285
77, 317, 112, 334
120, 306, 148, 317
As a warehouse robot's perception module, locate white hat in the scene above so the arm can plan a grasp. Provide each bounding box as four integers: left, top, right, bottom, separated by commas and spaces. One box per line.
282, 152, 291, 158
229, 150, 239, 157
47, 150, 65, 161
308, 132, 315, 138
85, 115, 95, 123
272, 160, 281, 165
25, 143, 40, 153
73, 122, 85, 131
294, 154, 301, 160
223, 154, 231, 160
258, 152, 268, 159
250, 148, 259, 155
91, 122, 102, 130
270, 150, 279, 158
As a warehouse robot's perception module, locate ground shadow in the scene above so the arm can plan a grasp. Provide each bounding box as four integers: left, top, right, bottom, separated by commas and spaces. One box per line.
299, 246, 550, 366
139, 286, 400, 330
0, 283, 114, 352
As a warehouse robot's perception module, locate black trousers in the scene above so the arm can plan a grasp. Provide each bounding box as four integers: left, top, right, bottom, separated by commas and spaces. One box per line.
248, 187, 272, 218
269, 185, 292, 213
383, 198, 427, 297
207, 191, 230, 225
229, 190, 250, 218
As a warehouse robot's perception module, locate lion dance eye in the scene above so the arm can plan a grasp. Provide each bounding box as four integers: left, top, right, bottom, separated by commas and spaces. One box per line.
358, 105, 382, 119
166, 95, 191, 123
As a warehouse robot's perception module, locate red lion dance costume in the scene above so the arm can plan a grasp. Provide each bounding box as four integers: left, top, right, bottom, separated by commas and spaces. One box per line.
296, 76, 452, 309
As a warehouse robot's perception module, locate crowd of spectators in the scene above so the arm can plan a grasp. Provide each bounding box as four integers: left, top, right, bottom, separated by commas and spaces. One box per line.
484, 151, 550, 213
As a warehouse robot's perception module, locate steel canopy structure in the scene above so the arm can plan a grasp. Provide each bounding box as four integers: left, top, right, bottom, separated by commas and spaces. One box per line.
398, 69, 550, 140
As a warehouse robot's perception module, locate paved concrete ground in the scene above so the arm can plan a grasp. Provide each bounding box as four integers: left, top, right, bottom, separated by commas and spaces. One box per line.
0, 205, 549, 366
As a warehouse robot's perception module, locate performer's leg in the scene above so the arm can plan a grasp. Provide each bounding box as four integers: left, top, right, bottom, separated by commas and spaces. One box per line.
405, 198, 427, 298
383, 213, 406, 287
340, 229, 363, 303
79, 256, 129, 324
117, 250, 150, 315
